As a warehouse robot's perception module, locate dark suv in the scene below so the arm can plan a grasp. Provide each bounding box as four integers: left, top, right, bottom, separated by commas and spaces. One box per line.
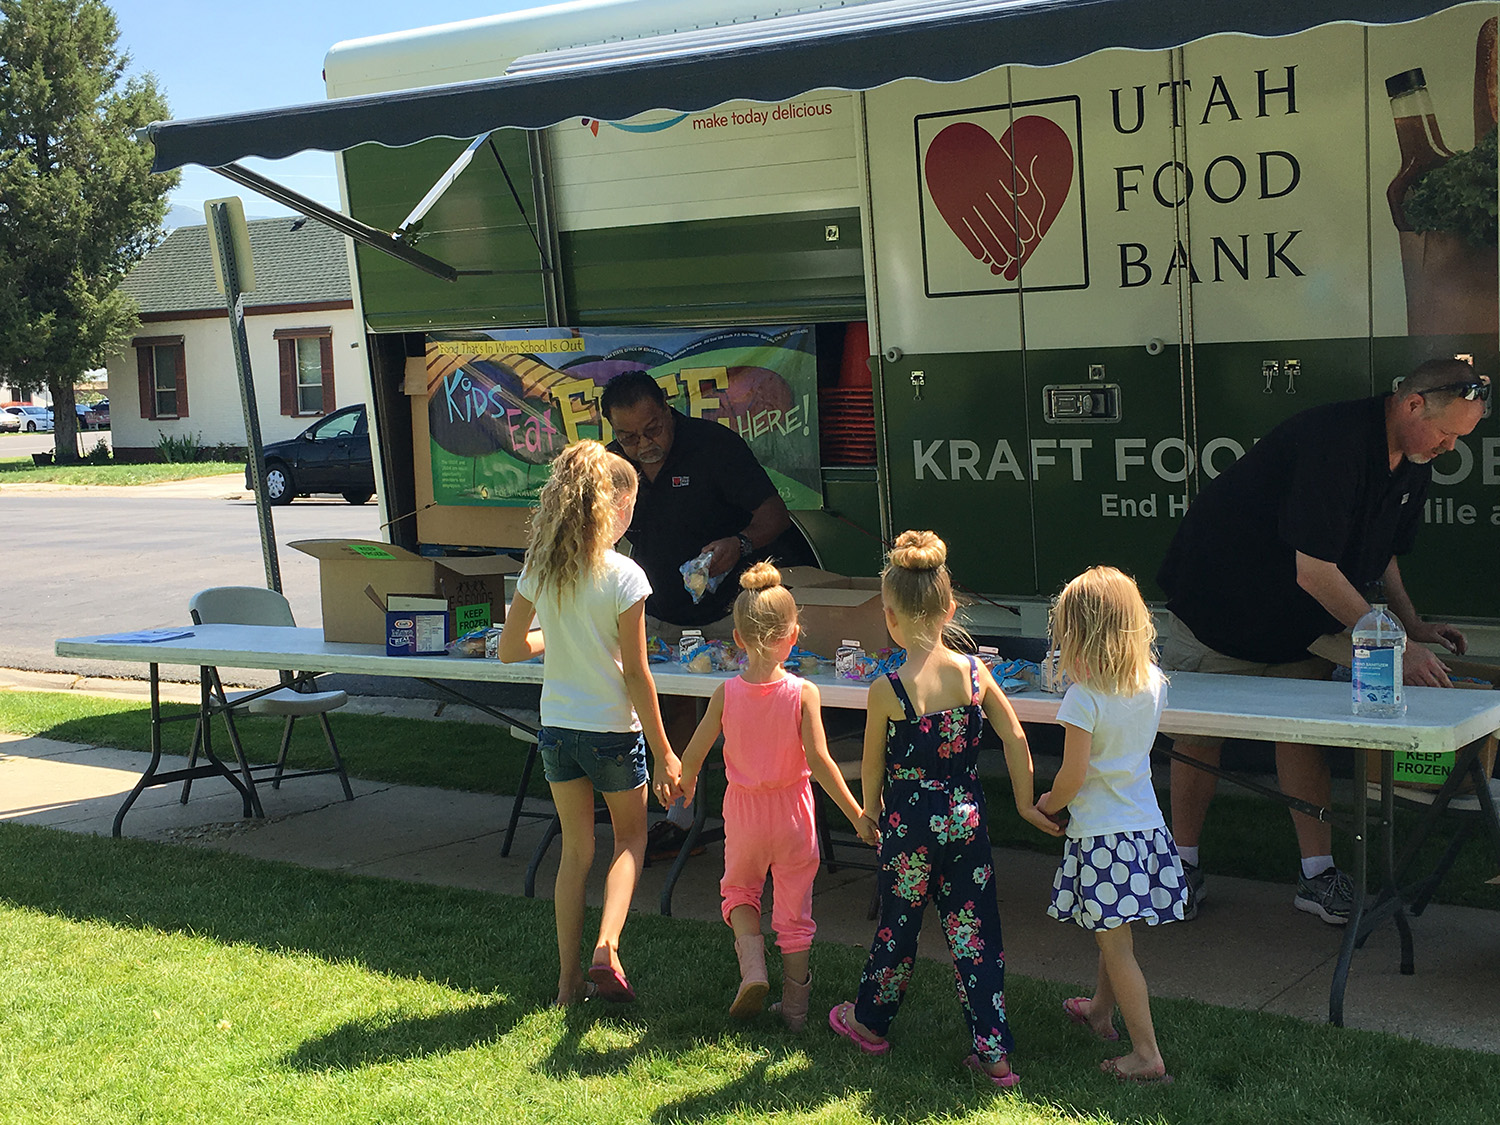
247, 403, 375, 505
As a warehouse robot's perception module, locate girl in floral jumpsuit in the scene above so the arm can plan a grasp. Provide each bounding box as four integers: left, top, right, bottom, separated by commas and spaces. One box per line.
829, 530, 1061, 1086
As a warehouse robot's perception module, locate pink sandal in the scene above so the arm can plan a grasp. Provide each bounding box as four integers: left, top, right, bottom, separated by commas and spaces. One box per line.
828, 1002, 890, 1055
964, 1053, 1020, 1089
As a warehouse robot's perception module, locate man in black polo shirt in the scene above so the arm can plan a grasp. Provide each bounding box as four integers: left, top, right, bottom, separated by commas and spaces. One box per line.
602, 369, 805, 855
1158, 357, 1488, 925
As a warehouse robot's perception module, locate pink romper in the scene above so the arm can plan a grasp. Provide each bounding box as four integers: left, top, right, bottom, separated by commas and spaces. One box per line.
719, 673, 820, 953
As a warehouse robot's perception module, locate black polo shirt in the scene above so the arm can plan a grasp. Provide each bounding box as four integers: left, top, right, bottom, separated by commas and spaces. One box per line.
610, 412, 779, 627
1157, 396, 1429, 664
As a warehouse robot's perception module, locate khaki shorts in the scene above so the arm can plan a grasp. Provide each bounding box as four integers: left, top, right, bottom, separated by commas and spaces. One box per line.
1159, 612, 1335, 750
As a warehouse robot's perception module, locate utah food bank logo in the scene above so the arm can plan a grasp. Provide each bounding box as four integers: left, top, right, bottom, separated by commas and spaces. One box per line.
916, 97, 1088, 297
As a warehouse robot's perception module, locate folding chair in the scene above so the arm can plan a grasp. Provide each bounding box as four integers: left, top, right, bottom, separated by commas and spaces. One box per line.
181, 586, 355, 811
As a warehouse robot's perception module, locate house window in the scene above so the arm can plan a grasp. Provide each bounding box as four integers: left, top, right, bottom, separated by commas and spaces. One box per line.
275, 327, 335, 416
296, 337, 324, 413
132, 336, 188, 420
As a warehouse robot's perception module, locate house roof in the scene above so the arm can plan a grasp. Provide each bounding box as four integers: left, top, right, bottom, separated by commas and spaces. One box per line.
120, 217, 352, 315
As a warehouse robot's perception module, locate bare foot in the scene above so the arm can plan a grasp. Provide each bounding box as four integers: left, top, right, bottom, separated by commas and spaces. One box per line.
554, 977, 597, 1007
1100, 1054, 1172, 1084
1063, 995, 1119, 1041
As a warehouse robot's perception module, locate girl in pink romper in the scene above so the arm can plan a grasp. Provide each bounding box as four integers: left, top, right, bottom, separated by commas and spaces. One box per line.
679, 561, 873, 1030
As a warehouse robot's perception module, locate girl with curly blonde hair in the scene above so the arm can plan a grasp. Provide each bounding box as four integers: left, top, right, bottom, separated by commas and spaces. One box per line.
498, 440, 681, 1006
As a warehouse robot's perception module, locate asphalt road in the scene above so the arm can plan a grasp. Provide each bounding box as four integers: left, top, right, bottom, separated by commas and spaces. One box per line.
6, 484, 373, 676
3, 478, 545, 713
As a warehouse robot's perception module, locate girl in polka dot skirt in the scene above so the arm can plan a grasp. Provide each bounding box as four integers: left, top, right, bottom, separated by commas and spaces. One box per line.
1036, 566, 1187, 1084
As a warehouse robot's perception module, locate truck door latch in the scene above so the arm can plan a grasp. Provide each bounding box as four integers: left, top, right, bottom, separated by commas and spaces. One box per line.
1262, 360, 1280, 393
1284, 359, 1300, 394
910, 370, 925, 400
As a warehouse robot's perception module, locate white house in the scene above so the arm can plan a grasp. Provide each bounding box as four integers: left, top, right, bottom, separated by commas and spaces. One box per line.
105, 217, 366, 461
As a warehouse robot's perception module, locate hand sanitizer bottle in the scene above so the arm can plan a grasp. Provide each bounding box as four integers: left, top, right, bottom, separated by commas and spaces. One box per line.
1352, 591, 1406, 718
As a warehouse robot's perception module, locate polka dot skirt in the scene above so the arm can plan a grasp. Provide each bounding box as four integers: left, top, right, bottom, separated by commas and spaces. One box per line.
1047, 827, 1189, 931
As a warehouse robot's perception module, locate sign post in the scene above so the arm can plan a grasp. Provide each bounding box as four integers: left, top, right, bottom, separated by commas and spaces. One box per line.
206, 197, 281, 593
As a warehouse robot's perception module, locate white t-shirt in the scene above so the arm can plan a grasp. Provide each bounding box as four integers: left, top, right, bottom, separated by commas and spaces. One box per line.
1054, 665, 1168, 838
516, 550, 652, 732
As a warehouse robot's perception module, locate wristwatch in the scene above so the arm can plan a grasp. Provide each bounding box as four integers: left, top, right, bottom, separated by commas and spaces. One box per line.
736, 531, 754, 559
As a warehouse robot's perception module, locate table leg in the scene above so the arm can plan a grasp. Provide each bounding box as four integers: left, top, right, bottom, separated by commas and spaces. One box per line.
1328, 749, 1369, 1026
112, 663, 165, 837
112, 663, 261, 836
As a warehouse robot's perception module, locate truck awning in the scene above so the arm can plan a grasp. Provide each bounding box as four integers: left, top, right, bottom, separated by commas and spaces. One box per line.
143, 0, 1457, 172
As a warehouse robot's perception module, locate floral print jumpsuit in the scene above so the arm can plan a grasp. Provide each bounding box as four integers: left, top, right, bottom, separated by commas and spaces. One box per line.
853, 656, 1012, 1063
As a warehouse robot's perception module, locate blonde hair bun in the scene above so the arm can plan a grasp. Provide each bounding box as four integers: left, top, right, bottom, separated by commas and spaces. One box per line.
890, 529, 947, 571
739, 560, 782, 591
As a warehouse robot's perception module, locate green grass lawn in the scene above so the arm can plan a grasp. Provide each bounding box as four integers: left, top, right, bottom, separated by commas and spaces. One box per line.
2, 821, 1498, 1124
0, 455, 242, 485
4, 689, 1498, 914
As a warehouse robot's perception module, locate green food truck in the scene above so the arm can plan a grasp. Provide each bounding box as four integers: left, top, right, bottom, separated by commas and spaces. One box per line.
141, 0, 1499, 651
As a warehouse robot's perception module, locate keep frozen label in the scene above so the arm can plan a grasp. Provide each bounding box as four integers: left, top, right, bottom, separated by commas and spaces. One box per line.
348, 544, 396, 560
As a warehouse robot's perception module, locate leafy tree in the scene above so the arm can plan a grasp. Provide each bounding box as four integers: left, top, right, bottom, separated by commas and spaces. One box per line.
0, 0, 175, 461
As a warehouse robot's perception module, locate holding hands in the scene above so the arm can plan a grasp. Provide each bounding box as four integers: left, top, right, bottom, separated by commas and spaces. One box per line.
853, 812, 880, 847
1027, 792, 1068, 837
653, 753, 683, 809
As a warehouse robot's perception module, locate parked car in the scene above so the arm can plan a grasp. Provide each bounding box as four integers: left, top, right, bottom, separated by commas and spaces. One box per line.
0, 410, 18, 433
3, 405, 53, 432
76, 398, 109, 430
247, 403, 374, 505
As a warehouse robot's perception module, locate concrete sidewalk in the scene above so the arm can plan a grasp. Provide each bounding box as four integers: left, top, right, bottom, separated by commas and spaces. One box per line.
3, 669, 1499, 1055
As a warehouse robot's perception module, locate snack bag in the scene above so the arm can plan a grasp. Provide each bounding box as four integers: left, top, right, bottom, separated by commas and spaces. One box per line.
680, 551, 724, 604
448, 627, 493, 658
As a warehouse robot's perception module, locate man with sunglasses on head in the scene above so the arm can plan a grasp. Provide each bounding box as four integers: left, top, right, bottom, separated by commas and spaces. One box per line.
1156, 356, 1490, 927
601, 368, 808, 859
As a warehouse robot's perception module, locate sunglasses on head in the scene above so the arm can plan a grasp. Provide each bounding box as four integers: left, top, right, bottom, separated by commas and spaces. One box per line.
1423, 377, 1491, 402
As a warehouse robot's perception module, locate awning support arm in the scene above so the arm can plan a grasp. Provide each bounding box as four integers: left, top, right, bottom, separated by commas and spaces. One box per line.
209, 161, 459, 282
487, 137, 550, 267
396, 132, 491, 238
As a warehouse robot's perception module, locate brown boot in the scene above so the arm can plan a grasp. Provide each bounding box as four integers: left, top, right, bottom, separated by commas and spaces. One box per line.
729, 934, 769, 1018
770, 972, 812, 1031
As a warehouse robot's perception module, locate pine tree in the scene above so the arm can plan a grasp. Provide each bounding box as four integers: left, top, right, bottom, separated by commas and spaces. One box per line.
0, 0, 176, 461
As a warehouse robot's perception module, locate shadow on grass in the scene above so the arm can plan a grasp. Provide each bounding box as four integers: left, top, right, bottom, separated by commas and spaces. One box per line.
281, 999, 523, 1070
4, 823, 1500, 1123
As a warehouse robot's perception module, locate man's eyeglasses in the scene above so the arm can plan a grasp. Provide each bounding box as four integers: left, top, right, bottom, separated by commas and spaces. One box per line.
1422, 377, 1491, 402
613, 416, 668, 448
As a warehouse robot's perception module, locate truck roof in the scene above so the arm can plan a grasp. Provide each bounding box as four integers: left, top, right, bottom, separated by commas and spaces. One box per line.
323, 0, 888, 99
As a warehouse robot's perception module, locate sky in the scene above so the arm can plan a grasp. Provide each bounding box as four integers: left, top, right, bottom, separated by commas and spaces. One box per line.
109, 0, 539, 220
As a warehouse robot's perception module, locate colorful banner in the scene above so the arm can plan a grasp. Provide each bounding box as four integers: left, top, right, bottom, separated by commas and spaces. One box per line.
423, 326, 823, 509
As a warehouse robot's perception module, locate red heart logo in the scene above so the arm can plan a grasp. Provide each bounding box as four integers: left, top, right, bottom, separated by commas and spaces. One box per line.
924, 116, 1074, 282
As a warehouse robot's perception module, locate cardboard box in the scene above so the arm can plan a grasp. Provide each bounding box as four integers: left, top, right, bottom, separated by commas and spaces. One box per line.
290, 539, 436, 645
781, 566, 891, 658
290, 539, 522, 645
384, 594, 450, 656
435, 554, 521, 637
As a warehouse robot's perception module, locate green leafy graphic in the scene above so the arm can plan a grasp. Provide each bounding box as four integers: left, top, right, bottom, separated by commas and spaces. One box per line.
1403, 126, 1499, 248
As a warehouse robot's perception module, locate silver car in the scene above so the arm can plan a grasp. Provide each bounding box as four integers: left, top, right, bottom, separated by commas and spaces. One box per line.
2, 405, 53, 432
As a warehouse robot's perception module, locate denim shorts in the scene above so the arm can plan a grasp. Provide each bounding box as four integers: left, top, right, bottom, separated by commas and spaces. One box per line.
537, 726, 648, 792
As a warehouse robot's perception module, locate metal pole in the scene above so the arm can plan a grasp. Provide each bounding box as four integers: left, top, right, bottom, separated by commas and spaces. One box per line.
210, 201, 281, 593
